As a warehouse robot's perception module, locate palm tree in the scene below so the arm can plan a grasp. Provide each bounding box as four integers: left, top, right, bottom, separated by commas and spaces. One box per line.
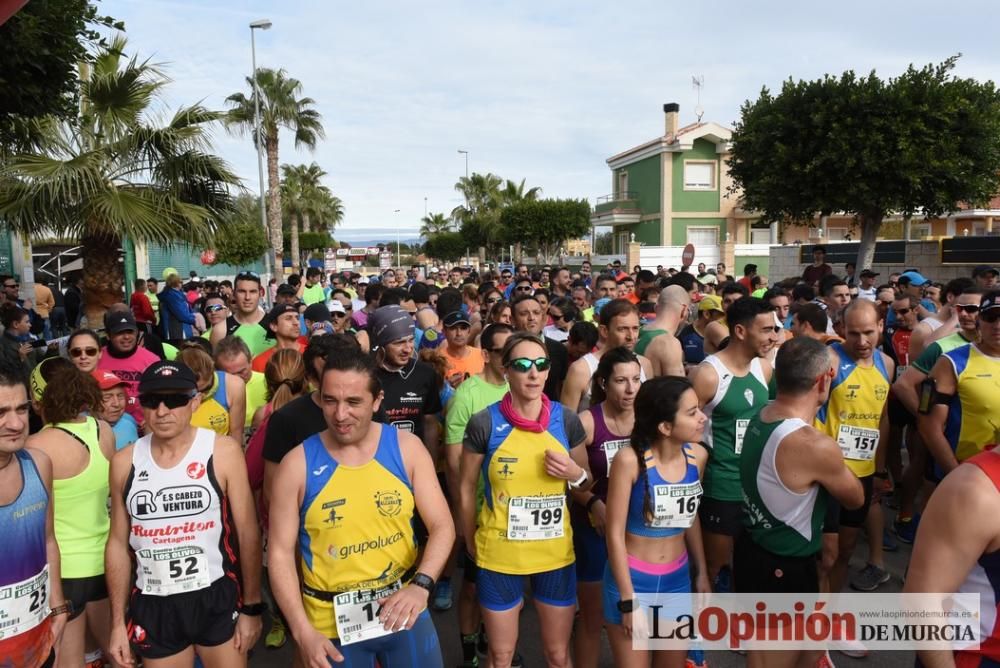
225, 68, 324, 270
282, 162, 341, 269
501, 178, 542, 205
419, 212, 451, 238
314, 189, 343, 234
0, 36, 239, 325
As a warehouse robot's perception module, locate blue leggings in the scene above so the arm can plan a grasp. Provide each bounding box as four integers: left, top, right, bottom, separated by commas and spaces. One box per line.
331, 610, 442, 667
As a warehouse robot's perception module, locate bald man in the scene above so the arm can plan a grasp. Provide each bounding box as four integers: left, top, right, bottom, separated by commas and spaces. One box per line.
636, 284, 690, 377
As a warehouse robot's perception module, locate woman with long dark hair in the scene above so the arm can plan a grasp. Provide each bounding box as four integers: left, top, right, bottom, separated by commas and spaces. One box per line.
603, 376, 710, 668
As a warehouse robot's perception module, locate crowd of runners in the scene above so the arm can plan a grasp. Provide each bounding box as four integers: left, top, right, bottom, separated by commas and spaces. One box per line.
1, 248, 999, 668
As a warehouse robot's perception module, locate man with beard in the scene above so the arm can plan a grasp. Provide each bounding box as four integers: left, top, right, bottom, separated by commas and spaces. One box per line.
210, 272, 273, 358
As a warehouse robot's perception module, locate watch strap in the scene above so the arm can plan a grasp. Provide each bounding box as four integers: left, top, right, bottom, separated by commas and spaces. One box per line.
238, 602, 266, 616
616, 598, 636, 613
49, 601, 73, 618
411, 572, 435, 594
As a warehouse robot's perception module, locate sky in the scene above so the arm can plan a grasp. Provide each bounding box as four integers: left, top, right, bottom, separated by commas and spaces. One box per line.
107, 0, 1000, 242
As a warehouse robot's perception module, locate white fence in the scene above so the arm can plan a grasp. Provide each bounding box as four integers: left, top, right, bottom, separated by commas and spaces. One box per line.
639, 244, 720, 270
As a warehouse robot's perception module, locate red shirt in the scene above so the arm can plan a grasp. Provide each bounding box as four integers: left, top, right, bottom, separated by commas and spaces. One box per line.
130, 292, 155, 324
251, 337, 307, 373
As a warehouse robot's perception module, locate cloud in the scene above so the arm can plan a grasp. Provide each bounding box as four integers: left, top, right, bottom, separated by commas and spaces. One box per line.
110, 0, 1000, 242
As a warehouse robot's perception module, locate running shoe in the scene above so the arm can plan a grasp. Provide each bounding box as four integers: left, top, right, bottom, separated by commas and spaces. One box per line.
432, 579, 454, 611
894, 514, 920, 544
883, 528, 899, 552
265, 616, 287, 649
851, 563, 890, 592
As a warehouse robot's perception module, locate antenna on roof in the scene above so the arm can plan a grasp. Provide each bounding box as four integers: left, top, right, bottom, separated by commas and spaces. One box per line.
692, 75, 705, 122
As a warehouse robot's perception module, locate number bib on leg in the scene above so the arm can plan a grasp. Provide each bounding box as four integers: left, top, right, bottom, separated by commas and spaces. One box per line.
506, 495, 566, 541
136, 547, 211, 596
837, 425, 879, 461
0, 566, 49, 640
334, 579, 404, 645
651, 482, 703, 528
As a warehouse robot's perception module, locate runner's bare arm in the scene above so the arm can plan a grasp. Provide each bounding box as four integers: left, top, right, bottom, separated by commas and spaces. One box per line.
105, 446, 137, 666
569, 410, 596, 509
905, 464, 1000, 667
214, 435, 261, 603
798, 430, 865, 509
226, 374, 247, 447
892, 365, 926, 416
422, 414, 441, 464
458, 449, 485, 558
560, 359, 588, 412
875, 354, 894, 473
604, 446, 639, 602
688, 361, 718, 409
96, 419, 116, 463
917, 358, 959, 474
637, 354, 655, 382
32, 450, 67, 641
685, 443, 711, 592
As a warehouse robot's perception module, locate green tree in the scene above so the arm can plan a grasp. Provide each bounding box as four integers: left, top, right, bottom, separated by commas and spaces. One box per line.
213, 194, 269, 266
451, 173, 541, 258
281, 162, 341, 269
423, 231, 467, 263
419, 212, 451, 238
0, 36, 240, 324
225, 68, 324, 270
728, 57, 1000, 270
0, 0, 122, 149
499, 199, 591, 263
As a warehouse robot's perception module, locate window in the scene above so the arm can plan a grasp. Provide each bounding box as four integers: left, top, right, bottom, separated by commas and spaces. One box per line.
616, 171, 628, 198
687, 227, 719, 247
909, 223, 931, 240
750, 228, 772, 245
683, 161, 716, 190
827, 227, 850, 241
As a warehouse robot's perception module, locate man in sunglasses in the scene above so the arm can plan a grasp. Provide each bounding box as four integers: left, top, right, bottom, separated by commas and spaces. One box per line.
884, 295, 918, 379
919, 290, 1000, 478
856, 269, 879, 302
210, 272, 273, 358
105, 361, 262, 667
910, 277, 976, 359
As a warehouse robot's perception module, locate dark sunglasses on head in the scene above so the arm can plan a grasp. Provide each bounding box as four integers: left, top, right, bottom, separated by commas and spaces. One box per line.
70, 347, 98, 358
235, 271, 260, 283
138, 392, 197, 410
506, 357, 551, 373
956, 304, 981, 314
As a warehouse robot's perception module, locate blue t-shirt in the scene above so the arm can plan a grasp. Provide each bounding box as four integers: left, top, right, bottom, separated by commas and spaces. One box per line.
112, 413, 140, 451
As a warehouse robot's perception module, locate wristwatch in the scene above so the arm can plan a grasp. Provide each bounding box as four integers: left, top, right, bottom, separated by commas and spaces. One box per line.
410, 572, 435, 594
616, 598, 636, 613
49, 601, 73, 618
568, 469, 589, 490
238, 602, 266, 616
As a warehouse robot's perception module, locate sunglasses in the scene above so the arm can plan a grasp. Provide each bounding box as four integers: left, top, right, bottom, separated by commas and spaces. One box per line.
879, 300, 894, 306
138, 392, 197, 409
332, 312, 347, 319
507, 357, 551, 373
516, 286, 533, 292
549, 312, 567, 321
956, 304, 981, 314
486, 298, 502, 305
205, 304, 226, 313
235, 271, 260, 281
70, 347, 99, 358
894, 308, 911, 316
3, 283, 17, 289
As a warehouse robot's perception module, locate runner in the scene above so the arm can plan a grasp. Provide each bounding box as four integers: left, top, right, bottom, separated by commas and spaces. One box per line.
571, 347, 640, 668
689, 297, 776, 589
441, 310, 485, 388
603, 376, 710, 668
97, 309, 161, 426
918, 290, 1000, 477
678, 295, 725, 369
908, 277, 975, 359
210, 271, 273, 358
252, 303, 307, 373
267, 350, 454, 668
737, 337, 864, 668
0, 358, 68, 668
105, 361, 263, 667
510, 293, 569, 401
561, 299, 652, 412
92, 369, 140, 450
178, 346, 247, 446
635, 285, 689, 377
214, 336, 269, 431
703, 282, 748, 355
459, 331, 592, 668
903, 446, 1000, 667
815, 299, 894, 598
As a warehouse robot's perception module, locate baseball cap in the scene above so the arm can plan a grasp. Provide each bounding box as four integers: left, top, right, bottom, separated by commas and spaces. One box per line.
276, 283, 297, 297
899, 271, 931, 287
327, 301, 346, 315
369, 305, 415, 347
29, 357, 62, 402
443, 311, 471, 328
303, 303, 331, 323
698, 295, 724, 313
161, 266, 179, 280
981, 292, 1000, 314
429, 267, 439, 274
138, 361, 198, 394
104, 310, 137, 334
91, 369, 127, 391
859, 269, 880, 278
700, 273, 718, 285
973, 265, 999, 278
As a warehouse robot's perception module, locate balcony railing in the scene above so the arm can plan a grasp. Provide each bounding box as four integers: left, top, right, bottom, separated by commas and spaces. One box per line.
594, 192, 639, 215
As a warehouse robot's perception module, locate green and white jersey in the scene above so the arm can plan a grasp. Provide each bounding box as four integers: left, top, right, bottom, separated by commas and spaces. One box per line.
701, 355, 769, 501
741, 417, 827, 557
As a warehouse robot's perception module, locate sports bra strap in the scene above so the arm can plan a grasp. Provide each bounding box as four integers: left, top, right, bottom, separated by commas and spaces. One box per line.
967, 448, 1000, 495
52, 416, 97, 452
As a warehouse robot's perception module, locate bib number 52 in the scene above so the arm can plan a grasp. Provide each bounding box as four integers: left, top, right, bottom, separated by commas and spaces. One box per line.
168, 556, 199, 579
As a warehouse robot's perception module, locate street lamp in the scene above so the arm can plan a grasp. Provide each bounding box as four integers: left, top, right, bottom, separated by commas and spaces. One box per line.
250, 19, 272, 282
457, 149, 469, 179
394, 209, 401, 268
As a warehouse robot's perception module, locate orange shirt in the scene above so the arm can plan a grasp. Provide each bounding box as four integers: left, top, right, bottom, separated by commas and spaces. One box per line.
441, 346, 484, 385
251, 337, 307, 372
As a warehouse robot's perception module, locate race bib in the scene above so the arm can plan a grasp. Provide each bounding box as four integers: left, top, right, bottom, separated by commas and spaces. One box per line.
651, 481, 703, 528
507, 495, 565, 541
136, 547, 210, 596
334, 579, 404, 645
837, 425, 880, 461
604, 438, 629, 470
392, 420, 415, 434
734, 419, 750, 455
0, 566, 48, 640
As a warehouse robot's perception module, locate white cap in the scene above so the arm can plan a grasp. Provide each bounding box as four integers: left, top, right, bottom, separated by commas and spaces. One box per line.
328, 301, 346, 314
429, 267, 439, 273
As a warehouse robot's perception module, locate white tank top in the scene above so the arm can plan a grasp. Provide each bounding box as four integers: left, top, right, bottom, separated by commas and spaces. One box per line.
125, 427, 235, 596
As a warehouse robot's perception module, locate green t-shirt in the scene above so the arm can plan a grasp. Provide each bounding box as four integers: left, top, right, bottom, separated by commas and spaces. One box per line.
911, 331, 972, 375
445, 375, 509, 445
245, 371, 269, 429
302, 283, 325, 306
234, 323, 275, 358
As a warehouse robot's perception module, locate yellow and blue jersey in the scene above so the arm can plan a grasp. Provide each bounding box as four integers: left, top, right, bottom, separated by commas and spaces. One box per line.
469, 402, 577, 575
943, 343, 1000, 463
192, 371, 229, 436
815, 342, 890, 478
298, 425, 417, 639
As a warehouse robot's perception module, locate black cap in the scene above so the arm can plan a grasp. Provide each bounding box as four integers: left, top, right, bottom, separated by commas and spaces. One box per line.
303, 303, 331, 323
859, 269, 880, 278
973, 265, 999, 278
138, 361, 198, 394
981, 292, 1000, 314
276, 283, 297, 297
443, 311, 471, 327
105, 310, 137, 334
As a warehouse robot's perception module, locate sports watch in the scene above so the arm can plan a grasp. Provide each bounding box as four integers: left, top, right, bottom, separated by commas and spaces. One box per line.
411, 572, 435, 594
238, 602, 266, 616
616, 598, 636, 613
